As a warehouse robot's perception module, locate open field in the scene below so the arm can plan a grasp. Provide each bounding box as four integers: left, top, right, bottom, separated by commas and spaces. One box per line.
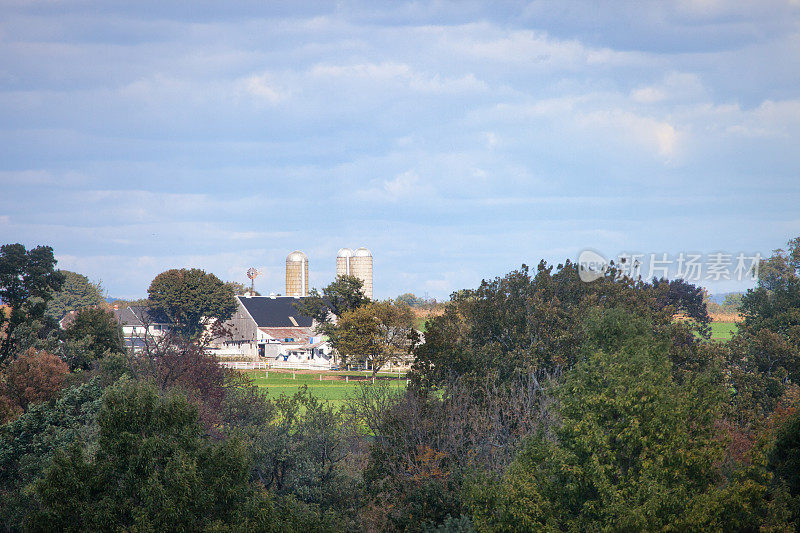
244, 369, 408, 404
710, 321, 738, 341
412, 306, 444, 333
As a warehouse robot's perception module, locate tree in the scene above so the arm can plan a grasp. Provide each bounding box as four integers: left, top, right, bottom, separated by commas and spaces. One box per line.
294, 275, 370, 325
413, 261, 706, 389
240, 387, 361, 526
64, 307, 124, 370
0, 348, 70, 419
0, 244, 64, 363
723, 292, 744, 310
470, 309, 783, 531
329, 300, 418, 374
727, 236, 800, 414
27, 378, 269, 531
225, 280, 260, 296
0, 379, 103, 529
770, 409, 800, 500
396, 293, 426, 307
147, 268, 237, 340
107, 297, 150, 308
45, 271, 104, 320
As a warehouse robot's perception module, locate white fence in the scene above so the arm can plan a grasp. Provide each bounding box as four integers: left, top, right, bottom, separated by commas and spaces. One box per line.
268, 360, 333, 370
218, 361, 268, 370
218, 360, 332, 371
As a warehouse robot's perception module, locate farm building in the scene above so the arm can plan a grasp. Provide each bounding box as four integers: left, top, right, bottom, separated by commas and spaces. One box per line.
210, 295, 333, 368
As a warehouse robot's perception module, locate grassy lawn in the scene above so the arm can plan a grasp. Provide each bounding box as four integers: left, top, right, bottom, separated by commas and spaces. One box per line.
710, 321, 738, 341
244, 370, 408, 404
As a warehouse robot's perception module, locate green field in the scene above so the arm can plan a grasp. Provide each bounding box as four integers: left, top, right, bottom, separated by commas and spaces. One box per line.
245, 370, 408, 404
710, 321, 738, 341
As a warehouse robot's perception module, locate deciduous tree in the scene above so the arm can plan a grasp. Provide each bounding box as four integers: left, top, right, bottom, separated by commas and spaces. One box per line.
147, 268, 237, 340
45, 271, 104, 320
329, 300, 418, 374
470, 309, 783, 531
0, 244, 64, 362
64, 307, 124, 370
294, 275, 369, 326
1, 348, 70, 415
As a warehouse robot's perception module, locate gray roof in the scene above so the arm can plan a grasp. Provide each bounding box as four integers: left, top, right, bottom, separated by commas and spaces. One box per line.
114, 306, 170, 326
237, 296, 313, 328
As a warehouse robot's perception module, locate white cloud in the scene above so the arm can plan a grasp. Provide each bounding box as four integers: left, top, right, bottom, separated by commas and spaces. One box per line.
308, 61, 487, 93
354, 170, 435, 202
440, 26, 644, 68
238, 73, 284, 103
631, 72, 705, 103
580, 109, 679, 159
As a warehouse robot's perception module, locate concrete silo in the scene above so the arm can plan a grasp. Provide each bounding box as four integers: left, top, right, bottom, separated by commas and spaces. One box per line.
351, 247, 373, 299
285, 250, 309, 297
336, 248, 353, 277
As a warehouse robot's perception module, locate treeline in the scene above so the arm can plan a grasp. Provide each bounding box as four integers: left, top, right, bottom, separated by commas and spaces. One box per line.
1, 237, 800, 531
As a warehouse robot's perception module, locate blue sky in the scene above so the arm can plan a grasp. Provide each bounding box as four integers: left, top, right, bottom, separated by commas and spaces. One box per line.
1, 1, 799, 299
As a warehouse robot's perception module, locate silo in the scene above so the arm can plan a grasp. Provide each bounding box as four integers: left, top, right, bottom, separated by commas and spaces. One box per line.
351, 247, 373, 299
285, 250, 309, 297
336, 248, 353, 277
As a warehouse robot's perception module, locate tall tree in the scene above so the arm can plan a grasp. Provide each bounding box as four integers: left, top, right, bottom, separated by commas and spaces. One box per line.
727, 235, 800, 415
470, 309, 782, 531
329, 300, 418, 374
27, 379, 269, 531
64, 307, 124, 370
147, 268, 237, 340
413, 261, 706, 389
294, 275, 370, 326
0, 244, 64, 362
44, 271, 104, 320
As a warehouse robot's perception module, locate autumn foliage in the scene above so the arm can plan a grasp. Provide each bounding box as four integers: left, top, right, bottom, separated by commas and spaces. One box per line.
0, 348, 69, 422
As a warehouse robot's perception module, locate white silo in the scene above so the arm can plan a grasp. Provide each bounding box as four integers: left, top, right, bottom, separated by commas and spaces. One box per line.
351, 247, 373, 299
285, 250, 309, 297
336, 248, 353, 277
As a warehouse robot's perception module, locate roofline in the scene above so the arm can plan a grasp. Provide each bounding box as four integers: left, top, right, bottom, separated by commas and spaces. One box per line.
235, 295, 258, 324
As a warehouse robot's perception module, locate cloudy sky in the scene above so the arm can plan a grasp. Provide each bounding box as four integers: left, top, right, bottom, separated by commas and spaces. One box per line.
1, 1, 799, 299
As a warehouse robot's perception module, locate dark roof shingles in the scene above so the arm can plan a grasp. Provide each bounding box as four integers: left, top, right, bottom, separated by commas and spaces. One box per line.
237, 296, 313, 328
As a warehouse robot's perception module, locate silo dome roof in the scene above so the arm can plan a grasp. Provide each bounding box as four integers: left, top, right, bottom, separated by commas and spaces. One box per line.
286, 250, 308, 262
337, 248, 354, 258
354, 247, 372, 257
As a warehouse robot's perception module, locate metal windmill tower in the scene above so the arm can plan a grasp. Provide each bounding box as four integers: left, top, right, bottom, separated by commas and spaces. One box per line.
246, 267, 261, 296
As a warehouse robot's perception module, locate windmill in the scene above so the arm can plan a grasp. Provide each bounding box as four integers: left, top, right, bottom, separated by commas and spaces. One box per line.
246, 267, 262, 296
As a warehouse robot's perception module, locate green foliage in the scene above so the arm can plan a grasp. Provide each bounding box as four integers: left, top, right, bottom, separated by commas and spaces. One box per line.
26, 378, 296, 532
64, 307, 124, 370
469, 309, 787, 531
770, 410, 800, 498
724, 292, 744, 309
0, 379, 103, 530
727, 236, 800, 415
44, 270, 104, 320
328, 300, 418, 373
225, 280, 260, 296
0, 243, 65, 363
397, 293, 427, 307
148, 268, 237, 339
413, 261, 708, 389
295, 275, 370, 325
107, 297, 150, 308
237, 386, 361, 526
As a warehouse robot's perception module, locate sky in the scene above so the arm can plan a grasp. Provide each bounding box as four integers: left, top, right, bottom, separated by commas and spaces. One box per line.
1, 0, 799, 300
